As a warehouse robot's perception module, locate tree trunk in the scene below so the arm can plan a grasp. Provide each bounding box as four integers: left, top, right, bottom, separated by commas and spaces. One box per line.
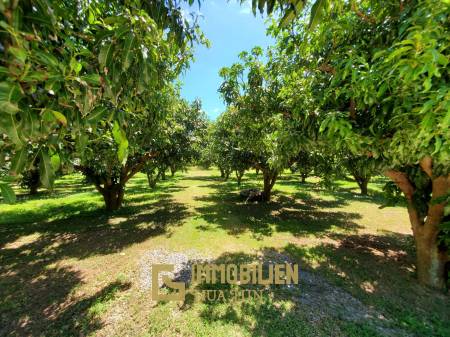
356, 178, 369, 195
300, 173, 307, 184
236, 170, 244, 186
385, 168, 449, 289
224, 170, 230, 181
219, 167, 225, 178
160, 167, 166, 180
101, 184, 124, 211
29, 169, 41, 195
147, 172, 158, 189
170, 165, 176, 177
415, 226, 447, 289
262, 170, 277, 202
255, 168, 260, 175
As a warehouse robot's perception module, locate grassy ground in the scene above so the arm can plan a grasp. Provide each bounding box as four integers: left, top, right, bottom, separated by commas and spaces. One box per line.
0, 168, 448, 337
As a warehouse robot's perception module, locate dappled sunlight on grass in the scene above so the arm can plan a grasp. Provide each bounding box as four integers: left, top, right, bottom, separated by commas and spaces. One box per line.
1, 167, 445, 337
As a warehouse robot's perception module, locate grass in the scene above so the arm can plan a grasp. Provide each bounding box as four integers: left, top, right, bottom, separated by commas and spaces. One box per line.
0, 167, 448, 337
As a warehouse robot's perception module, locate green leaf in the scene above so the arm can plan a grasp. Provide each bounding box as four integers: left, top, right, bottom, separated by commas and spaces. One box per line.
50, 153, 61, 170
0, 82, 22, 114
0, 101, 19, 114
258, 0, 265, 13
70, 58, 82, 74
34, 51, 59, 68
86, 106, 108, 124
0, 183, 16, 204
385, 46, 412, 62
42, 109, 67, 126
309, 0, 327, 29
10, 148, 27, 175
122, 33, 135, 70
118, 140, 129, 165
81, 74, 102, 86
423, 77, 432, 91
112, 121, 128, 164
39, 150, 55, 189
99, 43, 114, 69
0, 114, 21, 145
51, 110, 67, 126
8, 46, 27, 64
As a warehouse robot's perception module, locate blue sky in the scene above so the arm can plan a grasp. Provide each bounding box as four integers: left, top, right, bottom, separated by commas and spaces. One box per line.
180, 0, 274, 120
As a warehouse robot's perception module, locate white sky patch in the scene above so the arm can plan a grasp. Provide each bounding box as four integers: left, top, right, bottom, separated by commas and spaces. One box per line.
239, 1, 252, 14
180, 8, 193, 23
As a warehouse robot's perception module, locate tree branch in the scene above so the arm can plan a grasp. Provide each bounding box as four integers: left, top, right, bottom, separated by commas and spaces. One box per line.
351, 2, 376, 24
419, 156, 433, 178
122, 151, 158, 184
384, 169, 415, 200
349, 99, 356, 120
318, 63, 336, 75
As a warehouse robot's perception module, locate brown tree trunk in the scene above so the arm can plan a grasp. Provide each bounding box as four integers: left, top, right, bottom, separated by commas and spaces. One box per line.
147, 172, 158, 189
29, 169, 41, 195
414, 175, 449, 289
385, 166, 449, 289
160, 167, 166, 180
100, 184, 124, 211
170, 165, 176, 177
356, 178, 369, 195
415, 226, 447, 289
300, 173, 307, 184
262, 170, 277, 202
236, 170, 244, 186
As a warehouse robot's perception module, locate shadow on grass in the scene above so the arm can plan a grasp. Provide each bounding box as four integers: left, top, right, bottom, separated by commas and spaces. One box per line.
193, 181, 362, 239
171, 236, 448, 337
186, 251, 388, 337
0, 175, 191, 336
226, 171, 401, 208
282, 231, 450, 337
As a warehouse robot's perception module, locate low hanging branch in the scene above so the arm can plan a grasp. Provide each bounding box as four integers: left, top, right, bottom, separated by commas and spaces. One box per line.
384, 169, 415, 201
121, 151, 158, 184
419, 155, 433, 178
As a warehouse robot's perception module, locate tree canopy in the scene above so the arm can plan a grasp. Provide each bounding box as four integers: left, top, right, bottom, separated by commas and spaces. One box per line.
0, 0, 205, 197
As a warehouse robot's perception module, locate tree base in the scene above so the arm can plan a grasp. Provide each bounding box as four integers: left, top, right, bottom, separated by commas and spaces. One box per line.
240, 189, 265, 202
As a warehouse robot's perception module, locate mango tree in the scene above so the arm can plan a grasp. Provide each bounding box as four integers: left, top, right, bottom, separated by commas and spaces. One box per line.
219, 47, 293, 201
274, 0, 449, 288
209, 109, 254, 185
0, 0, 204, 202
143, 97, 208, 188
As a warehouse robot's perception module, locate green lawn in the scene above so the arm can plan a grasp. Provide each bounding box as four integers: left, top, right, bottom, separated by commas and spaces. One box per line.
0, 168, 448, 337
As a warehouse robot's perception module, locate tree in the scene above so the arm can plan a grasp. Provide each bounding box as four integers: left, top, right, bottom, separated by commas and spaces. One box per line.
75, 85, 179, 211
207, 114, 234, 181
142, 97, 208, 188
219, 47, 294, 200
290, 150, 316, 183
273, 0, 449, 288
340, 153, 378, 195
20, 169, 41, 195
208, 111, 254, 185
0, 0, 204, 197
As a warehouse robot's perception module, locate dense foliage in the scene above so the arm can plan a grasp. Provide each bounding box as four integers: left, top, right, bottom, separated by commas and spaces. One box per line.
269, 0, 449, 288
0, 0, 205, 200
